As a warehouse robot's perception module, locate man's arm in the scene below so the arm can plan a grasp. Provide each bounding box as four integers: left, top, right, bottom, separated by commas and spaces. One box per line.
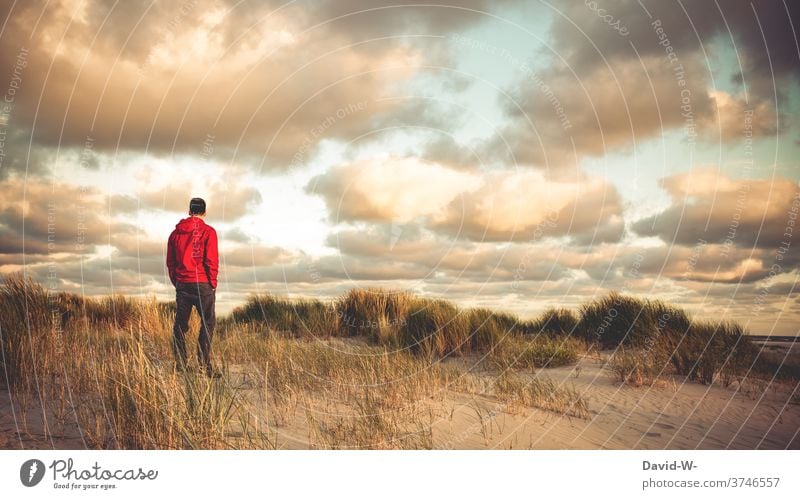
166, 232, 177, 286
204, 228, 219, 289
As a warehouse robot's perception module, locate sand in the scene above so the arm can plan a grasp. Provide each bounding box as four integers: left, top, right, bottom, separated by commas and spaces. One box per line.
2, 349, 798, 450
255, 352, 800, 450
429, 355, 800, 449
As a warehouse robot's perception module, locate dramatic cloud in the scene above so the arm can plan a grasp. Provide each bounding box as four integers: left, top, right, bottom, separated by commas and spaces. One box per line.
308, 156, 482, 223
546, 0, 800, 104
327, 225, 569, 282
630, 243, 775, 284
133, 179, 262, 222
432, 171, 624, 243
488, 56, 712, 165
633, 167, 800, 254
310, 156, 624, 243
485, 0, 797, 165
0, 176, 140, 257
0, 0, 517, 167
221, 245, 294, 268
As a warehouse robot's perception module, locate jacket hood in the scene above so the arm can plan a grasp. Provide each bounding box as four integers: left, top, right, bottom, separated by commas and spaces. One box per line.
174, 216, 207, 233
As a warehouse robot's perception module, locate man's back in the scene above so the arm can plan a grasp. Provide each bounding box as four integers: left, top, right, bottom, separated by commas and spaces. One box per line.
167, 216, 219, 288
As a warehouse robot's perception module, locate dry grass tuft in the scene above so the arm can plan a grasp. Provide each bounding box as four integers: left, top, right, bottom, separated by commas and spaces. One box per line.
493, 371, 588, 418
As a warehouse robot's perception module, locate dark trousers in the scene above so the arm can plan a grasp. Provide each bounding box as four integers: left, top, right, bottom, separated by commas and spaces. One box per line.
173, 282, 216, 371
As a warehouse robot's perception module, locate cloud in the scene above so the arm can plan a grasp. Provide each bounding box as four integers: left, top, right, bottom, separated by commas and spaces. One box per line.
221, 245, 294, 268
487, 56, 714, 165
327, 224, 625, 283
308, 156, 483, 223
0, 176, 140, 256
484, 0, 797, 165
633, 167, 800, 254
309, 156, 625, 243
1, 0, 797, 333
418, 134, 486, 171
432, 170, 625, 242
0, 0, 518, 168
134, 180, 262, 222
0, 128, 54, 180
313, 0, 520, 38
630, 243, 774, 284
708, 90, 778, 141
546, 0, 800, 102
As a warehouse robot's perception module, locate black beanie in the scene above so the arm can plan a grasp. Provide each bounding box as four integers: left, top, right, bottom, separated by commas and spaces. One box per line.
189, 197, 206, 214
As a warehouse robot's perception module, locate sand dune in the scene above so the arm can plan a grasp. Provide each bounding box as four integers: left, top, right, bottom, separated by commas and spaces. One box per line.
2, 344, 798, 450
230, 347, 800, 450
341, 355, 791, 450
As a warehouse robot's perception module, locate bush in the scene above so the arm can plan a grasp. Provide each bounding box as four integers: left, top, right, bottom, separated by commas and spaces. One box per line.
668, 321, 756, 385
526, 307, 579, 336
334, 288, 415, 344
607, 348, 667, 386
334, 290, 524, 358
606, 321, 758, 387
576, 293, 696, 350
97, 295, 141, 328
466, 308, 518, 351
493, 371, 588, 418
403, 299, 471, 357
577, 292, 658, 348
487, 335, 581, 370
229, 294, 339, 337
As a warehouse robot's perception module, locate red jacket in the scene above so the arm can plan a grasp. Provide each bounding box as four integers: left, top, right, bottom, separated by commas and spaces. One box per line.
166, 216, 219, 288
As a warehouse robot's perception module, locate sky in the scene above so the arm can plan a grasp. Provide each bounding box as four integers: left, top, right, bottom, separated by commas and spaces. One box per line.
0, 0, 798, 334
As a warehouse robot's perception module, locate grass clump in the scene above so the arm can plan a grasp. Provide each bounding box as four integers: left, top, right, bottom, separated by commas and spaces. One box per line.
228, 294, 339, 337
752, 348, 800, 382
493, 371, 588, 418
576, 293, 693, 349
608, 348, 667, 387
0, 275, 267, 449
526, 307, 579, 336
229, 288, 572, 367
404, 299, 471, 357
0, 274, 54, 390
334, 288, 415, 345
607, 321, 758, 387
577, 292, 659, 348
97, 344, 240, 449
666, 321, 757, 385
466, 308, 518, 351
3, 275, 789, 449
487, 335, 582, 370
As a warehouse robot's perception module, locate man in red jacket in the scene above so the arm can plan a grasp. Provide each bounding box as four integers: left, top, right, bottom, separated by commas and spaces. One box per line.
166, 198, 220, 377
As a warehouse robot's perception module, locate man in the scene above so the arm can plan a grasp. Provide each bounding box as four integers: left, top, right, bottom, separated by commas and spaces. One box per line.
166, 197, 220, 377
